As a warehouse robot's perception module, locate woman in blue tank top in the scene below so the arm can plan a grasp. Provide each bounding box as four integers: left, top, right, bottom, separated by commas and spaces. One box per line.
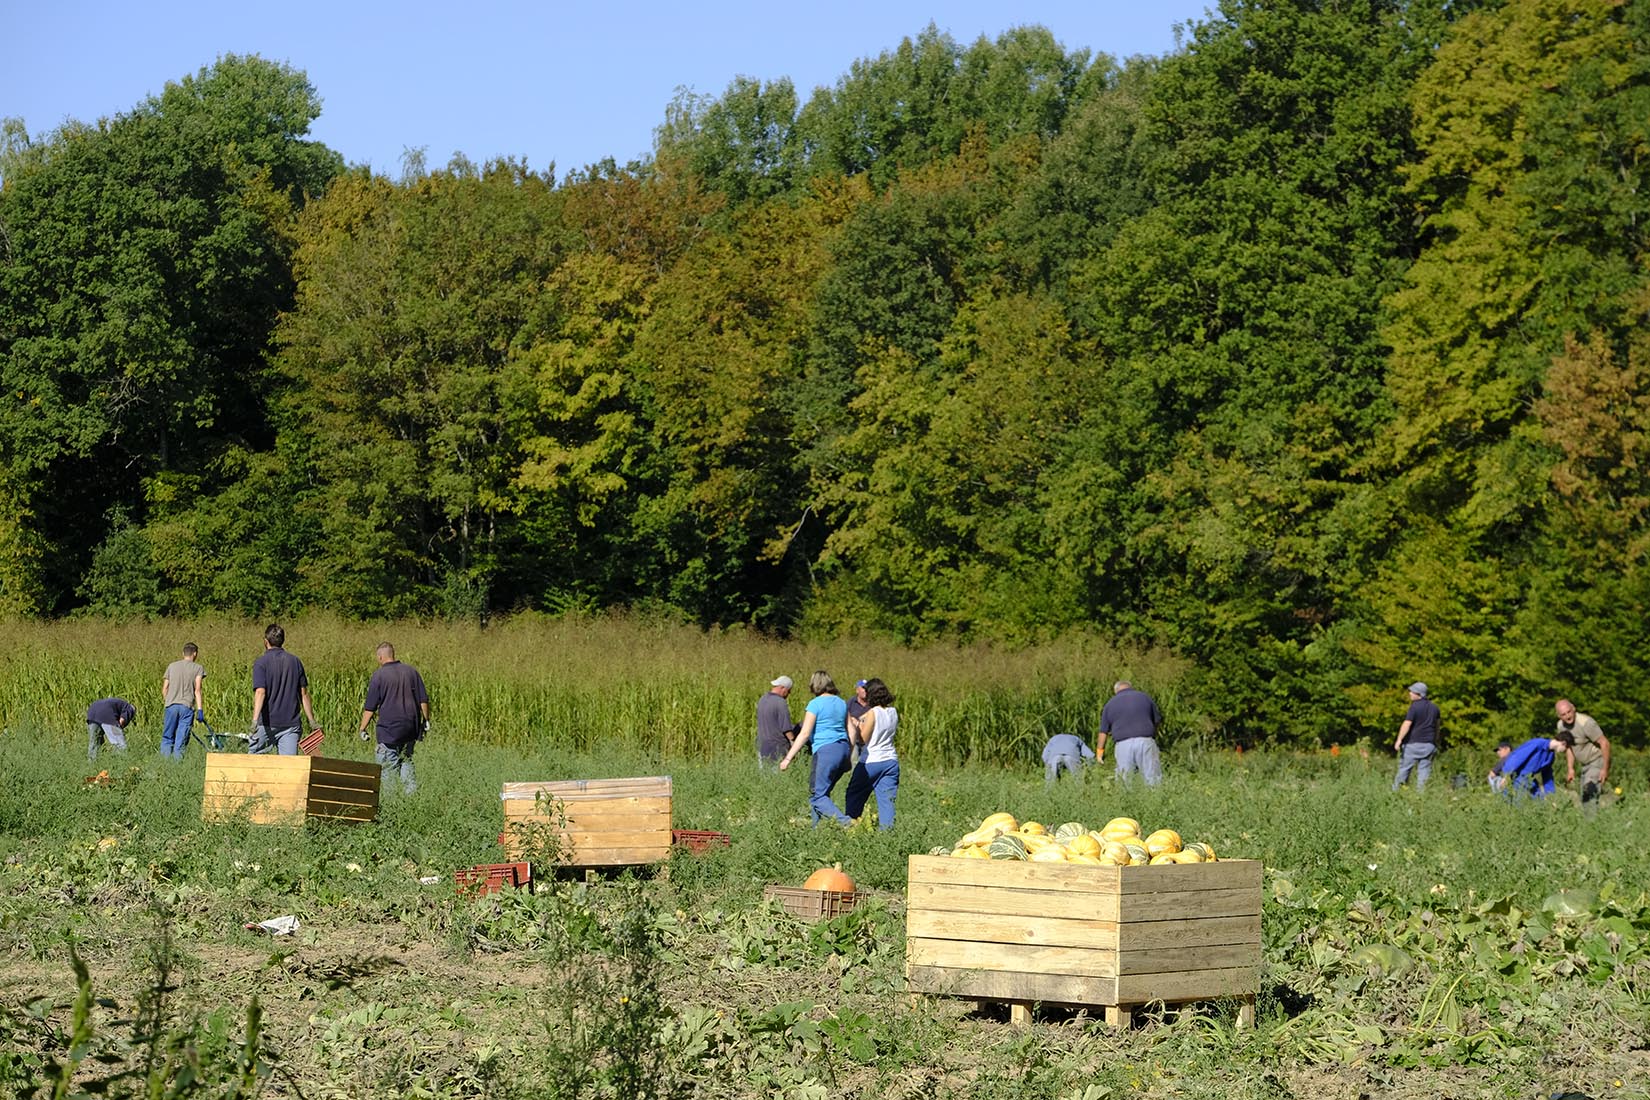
779, 670, 853, 825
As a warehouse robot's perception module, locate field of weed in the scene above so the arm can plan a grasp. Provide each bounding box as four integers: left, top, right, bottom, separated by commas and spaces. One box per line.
0, 619, 1645, 1098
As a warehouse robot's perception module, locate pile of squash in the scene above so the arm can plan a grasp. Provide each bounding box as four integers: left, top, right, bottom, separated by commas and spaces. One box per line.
945, 814, 1217, 865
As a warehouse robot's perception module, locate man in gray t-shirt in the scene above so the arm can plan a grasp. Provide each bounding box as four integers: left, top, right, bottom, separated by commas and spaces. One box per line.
160, 642, 205, 760
756, 676, 799, 768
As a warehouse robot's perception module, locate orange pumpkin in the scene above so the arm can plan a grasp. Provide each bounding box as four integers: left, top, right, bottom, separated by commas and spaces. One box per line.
802, 865, 856, 892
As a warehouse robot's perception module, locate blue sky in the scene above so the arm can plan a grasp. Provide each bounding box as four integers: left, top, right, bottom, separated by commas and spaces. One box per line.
5, 2, 1213, 177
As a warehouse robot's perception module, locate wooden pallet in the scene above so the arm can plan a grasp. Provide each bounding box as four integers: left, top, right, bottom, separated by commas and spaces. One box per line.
202, 752, 380, 825
499, 776, 672, 867
905, 855, 1261, 1027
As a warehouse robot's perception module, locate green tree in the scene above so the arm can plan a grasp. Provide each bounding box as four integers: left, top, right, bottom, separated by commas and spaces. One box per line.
0, 54, 341, 613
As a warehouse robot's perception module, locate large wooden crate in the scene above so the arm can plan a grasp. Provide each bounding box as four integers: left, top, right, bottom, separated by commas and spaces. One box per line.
905, 855, 1262, 1026
499, 776, 672, 867
202, 752, 380, 825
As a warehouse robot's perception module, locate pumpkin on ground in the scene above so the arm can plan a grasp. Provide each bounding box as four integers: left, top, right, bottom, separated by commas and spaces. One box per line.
802, 865, 856, 892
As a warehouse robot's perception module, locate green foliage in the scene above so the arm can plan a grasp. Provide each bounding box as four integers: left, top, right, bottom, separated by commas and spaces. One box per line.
0, 54, 341, 613
10, 9, 1650, 750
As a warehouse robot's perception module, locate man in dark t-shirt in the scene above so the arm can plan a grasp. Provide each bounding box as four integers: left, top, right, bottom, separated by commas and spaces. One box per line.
1099, 681, 1165, 787
1392, 681, 1441, 791
86, 697, 136, 760
357, 641, 430, 794
250, 623, 320, 756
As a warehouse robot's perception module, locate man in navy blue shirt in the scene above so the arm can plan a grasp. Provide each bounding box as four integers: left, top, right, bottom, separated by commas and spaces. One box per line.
1099, 681, 1165, 787
249, 624, 320, 756
1392, 682, 1441, 791
86, 697, 136, 760
356, 641, 430, 794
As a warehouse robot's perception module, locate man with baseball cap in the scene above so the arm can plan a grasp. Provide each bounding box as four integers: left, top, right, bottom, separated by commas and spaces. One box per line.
756, 675, 800, 769
1392, 681, 1441, 791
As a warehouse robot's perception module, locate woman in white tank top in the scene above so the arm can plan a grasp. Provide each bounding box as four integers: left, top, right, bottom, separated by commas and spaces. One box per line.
845, 678, 900, 830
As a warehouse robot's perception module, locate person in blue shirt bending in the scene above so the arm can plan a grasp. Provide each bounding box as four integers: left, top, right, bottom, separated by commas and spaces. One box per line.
1042, 733, 1096, 786
778, 670, 853, 825
1489, 731, 1574, 799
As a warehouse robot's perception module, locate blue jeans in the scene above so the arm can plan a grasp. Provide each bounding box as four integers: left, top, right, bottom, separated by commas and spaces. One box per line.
250, 724, 300, 756
87, 722, 127, 760
808, 741, 853, 825
1393, 743, 1436, 790
1114, 738, 1164, 787
844, 758, 900, 829
160, 704, 195, 758
375, 741, 417, 794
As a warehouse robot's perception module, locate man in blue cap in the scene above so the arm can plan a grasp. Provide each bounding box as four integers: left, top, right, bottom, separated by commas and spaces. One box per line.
1392, 681, 1441, 791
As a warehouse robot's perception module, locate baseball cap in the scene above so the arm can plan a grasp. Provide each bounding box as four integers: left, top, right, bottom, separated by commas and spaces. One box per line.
1407, 682, 1428, 697
1496, 739, 1513, 751
856, 679, 868, 688
770, 675, 793, 690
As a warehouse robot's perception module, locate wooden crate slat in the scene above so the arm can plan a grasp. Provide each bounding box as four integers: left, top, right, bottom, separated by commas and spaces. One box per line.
1113, 887, 1260, 922
310, 760, 380, 781
1116, 942, 1260, 976
908, 937, 1119, 979
1115, 967, 1261, 1002
501, 777, 671, 800
1110, 913, 1260, 951
562, 847, 675, 866
909, 856, 1123, 893
501, 798, 671, 820
906, 909, 1121, 951
907, 881, 1116, 921
1115, 860, 1263, 896
906, 964, 1117, 1006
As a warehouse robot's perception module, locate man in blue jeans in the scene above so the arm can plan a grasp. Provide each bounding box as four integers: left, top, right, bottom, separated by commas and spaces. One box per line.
1489, 732, 1574, 799
1392, 681, 1441, 791
159, 642, 205, 759
249, 624, 321, 755
356, 641, 430, 794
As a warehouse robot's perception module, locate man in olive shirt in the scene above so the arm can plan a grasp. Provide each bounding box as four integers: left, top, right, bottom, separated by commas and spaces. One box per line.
1554, 698, 1612, 806
159, 642, 205, 760
358, 642, 430, 794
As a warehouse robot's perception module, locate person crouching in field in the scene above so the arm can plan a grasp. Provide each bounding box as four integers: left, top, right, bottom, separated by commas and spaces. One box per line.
778, 671, 853, 826
86, 697, 135, 760
845, 678, 899, 829
1489, 732, 1574, 799
1042, 733, 1096, 786
356, 642, 429, 795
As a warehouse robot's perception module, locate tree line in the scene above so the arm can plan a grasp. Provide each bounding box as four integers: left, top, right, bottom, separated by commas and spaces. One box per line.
3, 0, 1647, 747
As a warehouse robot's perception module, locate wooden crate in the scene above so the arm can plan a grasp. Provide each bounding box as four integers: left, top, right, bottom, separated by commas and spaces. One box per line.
764, 884, 862, 922
499, 776, 672, 867
905, 855, 1261, 1026
202, 752, 380, 825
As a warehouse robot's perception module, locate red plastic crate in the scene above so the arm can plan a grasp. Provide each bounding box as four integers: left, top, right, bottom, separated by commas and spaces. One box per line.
672, 829, 732, 855
298, 729, 324, 756
455, 861, 532, 897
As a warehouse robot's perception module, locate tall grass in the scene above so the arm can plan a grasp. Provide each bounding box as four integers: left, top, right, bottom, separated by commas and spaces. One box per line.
0, 614, 1194, 768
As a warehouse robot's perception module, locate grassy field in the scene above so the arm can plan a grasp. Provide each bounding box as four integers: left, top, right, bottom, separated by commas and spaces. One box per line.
0, 619, 1645, 1099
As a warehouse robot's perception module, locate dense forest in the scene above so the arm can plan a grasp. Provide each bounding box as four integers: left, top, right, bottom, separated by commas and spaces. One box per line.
2, 0, 1647, 746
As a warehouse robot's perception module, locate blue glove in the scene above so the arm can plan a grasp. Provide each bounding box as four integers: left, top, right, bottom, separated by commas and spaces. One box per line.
195, 708, 205, 723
